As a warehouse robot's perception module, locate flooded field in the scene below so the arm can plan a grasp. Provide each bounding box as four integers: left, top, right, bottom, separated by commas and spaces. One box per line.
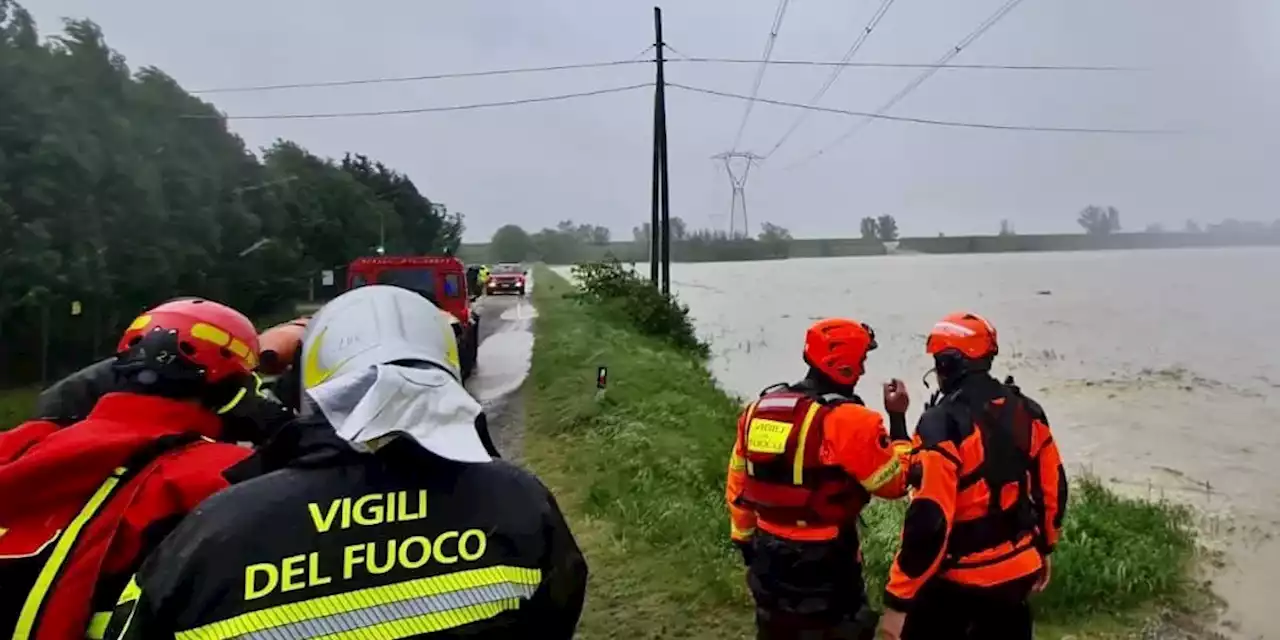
563, 247, 1280, 638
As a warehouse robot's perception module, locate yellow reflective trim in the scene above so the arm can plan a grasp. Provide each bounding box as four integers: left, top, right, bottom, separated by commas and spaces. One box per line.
746, 418, 793, 455
440, 313, 461, 371
14, 468, 126, 639
731, 524, 756, 540
190, 322, 231, 346
117, 575, 142, 606
227, 338, 250, 359
861, 458, 902, 492
86, 612, 110, 640
127, 315, 152, 331
792, 402, 822, 485
315, 600, 519, 640
174, 565, 542, 640
728, 451, 746, 473
303, 326, 355, 389
215, 387, 247, 415
190, 322, 255, 371
740, 400, 760, 478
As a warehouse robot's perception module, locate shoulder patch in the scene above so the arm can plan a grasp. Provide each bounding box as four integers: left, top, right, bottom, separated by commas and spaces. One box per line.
756, 395, 800, 411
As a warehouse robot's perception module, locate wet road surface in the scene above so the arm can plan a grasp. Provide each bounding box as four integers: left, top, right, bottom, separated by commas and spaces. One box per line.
464, 293, 536, 460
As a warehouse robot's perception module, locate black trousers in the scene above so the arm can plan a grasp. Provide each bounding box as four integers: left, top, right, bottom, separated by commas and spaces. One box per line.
901, 573, 1038, 640
748, 531, 878, 640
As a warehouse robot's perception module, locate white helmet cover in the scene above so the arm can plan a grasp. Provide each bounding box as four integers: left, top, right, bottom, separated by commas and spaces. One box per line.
300, 285, 489, 463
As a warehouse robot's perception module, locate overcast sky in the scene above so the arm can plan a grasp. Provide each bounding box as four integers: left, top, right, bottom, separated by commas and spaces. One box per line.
26, 0, 1280, 241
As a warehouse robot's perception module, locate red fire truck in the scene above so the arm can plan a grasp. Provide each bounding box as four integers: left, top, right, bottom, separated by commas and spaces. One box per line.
346, 255, 480, 380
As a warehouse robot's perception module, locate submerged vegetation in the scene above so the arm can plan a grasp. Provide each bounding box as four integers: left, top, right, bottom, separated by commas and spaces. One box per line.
524, 263, 1204, 638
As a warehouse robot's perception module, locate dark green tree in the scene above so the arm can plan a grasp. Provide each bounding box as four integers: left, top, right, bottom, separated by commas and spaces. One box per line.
876, 214, 899, 241
860, 216, 878, 240
0, 2, 462, 384
490, 225, 534, 262
1078, 205, 1121, 235
757, 222, 793, 258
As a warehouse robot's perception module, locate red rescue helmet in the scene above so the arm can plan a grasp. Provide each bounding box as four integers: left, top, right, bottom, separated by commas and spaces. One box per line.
925, 312, 998, 361
803, 318, 878, 387
116, 298, 260, 385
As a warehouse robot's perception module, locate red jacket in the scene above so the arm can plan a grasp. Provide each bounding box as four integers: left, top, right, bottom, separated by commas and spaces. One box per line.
0, 393, 252, 640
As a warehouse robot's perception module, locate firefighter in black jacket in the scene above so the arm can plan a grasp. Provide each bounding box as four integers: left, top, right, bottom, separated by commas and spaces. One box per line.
103, 284, 588, 639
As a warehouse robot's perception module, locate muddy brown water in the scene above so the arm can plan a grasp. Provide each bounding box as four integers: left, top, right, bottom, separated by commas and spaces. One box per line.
563, 247, 1280, 639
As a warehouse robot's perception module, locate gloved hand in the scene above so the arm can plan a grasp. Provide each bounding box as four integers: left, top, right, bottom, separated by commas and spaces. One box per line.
734, 539, 755, 567
882, 379, 910, 414
213, 373, 294, 445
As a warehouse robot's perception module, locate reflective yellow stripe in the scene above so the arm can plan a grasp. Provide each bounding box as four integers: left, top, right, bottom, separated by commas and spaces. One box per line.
86, 612, 111, 639
740, 401, 759, 477
861, 458, 902, 492
317, 601, 518, 640
791, 403, 822, 485
215, 387, 247, 415
14, 467, 127, 639
729, 451, 746, 473
730, 524, 756, 540
175, 565, 542, 640
116, 576, 141, 606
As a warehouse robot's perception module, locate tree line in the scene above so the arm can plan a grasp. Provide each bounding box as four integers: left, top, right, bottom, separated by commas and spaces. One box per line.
486, 218, 795, 264
0, 2, 461, 384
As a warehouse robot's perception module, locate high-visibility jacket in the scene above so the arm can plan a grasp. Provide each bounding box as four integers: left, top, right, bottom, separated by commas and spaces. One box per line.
104, 418, 588, 640
0, 393, 252, 640
885, 375, 1067, 611
726, 384, 912, 543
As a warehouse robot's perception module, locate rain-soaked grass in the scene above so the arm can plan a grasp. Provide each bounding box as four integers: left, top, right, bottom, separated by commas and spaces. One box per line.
523, 266, 1206, 639
0, 386, 38, 431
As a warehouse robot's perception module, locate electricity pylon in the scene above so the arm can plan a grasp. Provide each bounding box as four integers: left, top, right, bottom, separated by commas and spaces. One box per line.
711, 151, 764, 238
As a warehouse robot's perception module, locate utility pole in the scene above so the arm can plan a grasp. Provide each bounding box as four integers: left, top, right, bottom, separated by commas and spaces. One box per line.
711, 151, 763, 238
654, 6, 672, 296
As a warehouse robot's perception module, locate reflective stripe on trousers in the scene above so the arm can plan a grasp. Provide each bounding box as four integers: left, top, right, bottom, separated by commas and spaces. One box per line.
173, 565, 542, 640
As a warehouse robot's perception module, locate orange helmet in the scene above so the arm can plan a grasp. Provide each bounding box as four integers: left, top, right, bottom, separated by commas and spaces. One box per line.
116, 298, 260, 385
803, 318, 878, 387
925, 312, 998, 361
258, 316, 310, 376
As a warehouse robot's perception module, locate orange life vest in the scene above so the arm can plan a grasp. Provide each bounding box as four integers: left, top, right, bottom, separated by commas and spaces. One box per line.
736, 386, 869, 528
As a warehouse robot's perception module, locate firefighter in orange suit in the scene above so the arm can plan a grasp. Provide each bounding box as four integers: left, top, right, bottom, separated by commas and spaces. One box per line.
877, 312, 1068, 640
726, 318, 913, 639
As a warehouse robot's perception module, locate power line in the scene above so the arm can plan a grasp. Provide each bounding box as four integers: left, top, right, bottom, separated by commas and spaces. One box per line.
662, 43, 693, 60
669, 57, 1136, 72
762, 0, 899, 159
627, 45, 657, 62
671, 83, 1180, 135
184, 54, 1132, 96
182, 83, 652, 120
189, 60, 651, 94
788, 0, 1030, 169
730, 0, 794, 151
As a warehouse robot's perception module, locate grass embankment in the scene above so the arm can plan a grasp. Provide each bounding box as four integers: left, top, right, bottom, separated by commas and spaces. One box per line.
0, 387, 39, 432
524, 264, 1204, 639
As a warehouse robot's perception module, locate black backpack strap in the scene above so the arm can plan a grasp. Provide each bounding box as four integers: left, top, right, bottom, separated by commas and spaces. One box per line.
758, 382, 791, 397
